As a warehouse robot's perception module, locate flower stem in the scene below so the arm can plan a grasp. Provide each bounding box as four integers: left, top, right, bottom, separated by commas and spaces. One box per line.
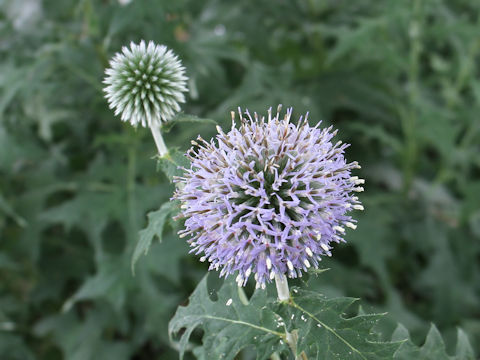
150, 124, 168, 157
275, 273, 290, 301
274, 274, 307, 359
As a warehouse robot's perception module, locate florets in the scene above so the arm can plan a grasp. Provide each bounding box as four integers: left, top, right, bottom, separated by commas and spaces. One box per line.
103, 40, 187, 127
174, 106, 364, 288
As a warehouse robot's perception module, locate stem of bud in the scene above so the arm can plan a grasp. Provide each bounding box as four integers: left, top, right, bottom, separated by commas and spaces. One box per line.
150, 124, 168, 156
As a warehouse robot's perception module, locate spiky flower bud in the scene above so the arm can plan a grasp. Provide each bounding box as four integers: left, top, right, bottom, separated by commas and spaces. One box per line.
103, 40, 188, 127
174, 106, 364, 288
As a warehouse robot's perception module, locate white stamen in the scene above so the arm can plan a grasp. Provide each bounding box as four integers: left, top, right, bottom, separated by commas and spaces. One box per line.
306, 247, 313, 257
345, 222, 357, 230
245, 268, 251, 278
304, 259, 311, 268
321, 243, 330, 252
353, 204, 364, 210
287, 260, 294, 271
353, 187, 364, 192
333, 226, 345, 233
266, 258, 272, 270
270, 271, 275, 280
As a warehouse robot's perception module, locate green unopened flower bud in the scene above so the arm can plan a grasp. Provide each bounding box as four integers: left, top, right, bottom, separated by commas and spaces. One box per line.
103, 40, 188, 128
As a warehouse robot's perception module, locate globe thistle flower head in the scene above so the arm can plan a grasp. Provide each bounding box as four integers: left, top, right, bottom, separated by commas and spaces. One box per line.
103, 40, 188, 127
174, 106, 364, 288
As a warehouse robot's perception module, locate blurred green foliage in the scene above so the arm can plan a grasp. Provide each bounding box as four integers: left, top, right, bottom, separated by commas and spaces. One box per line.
0, 0, 479, 359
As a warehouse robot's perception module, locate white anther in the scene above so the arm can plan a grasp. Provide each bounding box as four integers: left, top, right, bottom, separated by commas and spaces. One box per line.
321, 243, 330, 252
245, 268, 251, 278
306, 247, 313, 257
266, 258, 272, 270
355, 179, 365, 185
333, 226, 345, 233
304, 259, 311, 268
353, 204, 364, 211
226, 299, 233, 306
200, 256, 207, 262
353, 187, 364, 192
345, 222, 357, 230
316, 233, 322, 240
287, 260, 294, 271
270, 271, 275, 280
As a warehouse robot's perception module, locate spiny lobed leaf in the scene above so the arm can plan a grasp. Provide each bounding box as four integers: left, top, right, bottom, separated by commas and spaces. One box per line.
392, 324, 475, 360
277, 288, 402, 359
169, 275, 288, 360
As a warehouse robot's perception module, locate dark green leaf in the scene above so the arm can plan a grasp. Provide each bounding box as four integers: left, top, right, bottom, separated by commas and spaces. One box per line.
161, 113, 217, 133
278, 288, 402, 359
392, 324, 475, 360
169, 274, 288, 360
156, 148, 190, 183
132, 201, 180, 271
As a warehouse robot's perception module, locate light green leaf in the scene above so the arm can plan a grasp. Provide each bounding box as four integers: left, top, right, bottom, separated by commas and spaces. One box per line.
169, 274, 288, 360
131, 201, 179, 271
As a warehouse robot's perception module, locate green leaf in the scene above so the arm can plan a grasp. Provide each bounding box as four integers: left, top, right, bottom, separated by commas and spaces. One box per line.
62, 256, 128, 313
168, 274, 288, 360
131, 201, 179, 271
0, 193, 27, 227
156, 148, 190, 183
278, 288, 402, 359
145, 232, 189, 285
392, 324, 475, 360
161, 113, 217, 133
455, 329, 475, 360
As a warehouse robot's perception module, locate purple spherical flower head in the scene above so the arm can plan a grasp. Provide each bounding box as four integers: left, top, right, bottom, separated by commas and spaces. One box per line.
174, 106, 364, 288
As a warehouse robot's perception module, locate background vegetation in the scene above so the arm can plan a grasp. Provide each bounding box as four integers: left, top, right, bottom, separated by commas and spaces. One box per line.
1, 0, 479, 359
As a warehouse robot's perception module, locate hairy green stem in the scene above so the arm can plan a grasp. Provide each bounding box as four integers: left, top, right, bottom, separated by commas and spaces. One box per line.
274, 274, 307, 360
275, 273, 290, 301
127, 144, 138, 241
150, 124, 168, 157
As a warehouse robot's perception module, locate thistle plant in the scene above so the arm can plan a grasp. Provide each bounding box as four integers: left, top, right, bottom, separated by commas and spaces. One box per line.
173, 106, 364, 299
102, 41, 475, 360
103, 40, 187, 155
